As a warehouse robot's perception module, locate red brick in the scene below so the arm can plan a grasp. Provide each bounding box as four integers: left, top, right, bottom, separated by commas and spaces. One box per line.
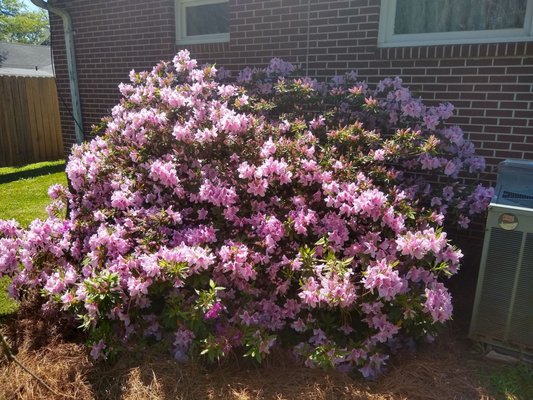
511, 143, 533, 152
462, 75, 489, 83
515, 111, 533, 118
488, 110, 514, 118
513, 127, 533, 135
483, 142, 511, 150
48, 0, 532, 180
516, 93, 533, 101
494, 150, 523, 158
506, 66, 533, 74
500, 119, 528, 126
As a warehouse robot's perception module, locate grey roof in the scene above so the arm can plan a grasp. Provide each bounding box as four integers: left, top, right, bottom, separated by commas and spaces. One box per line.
0, 42, 53, 77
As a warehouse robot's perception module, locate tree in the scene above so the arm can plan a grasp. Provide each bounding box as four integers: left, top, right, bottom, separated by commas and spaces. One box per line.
0, 0, 49, 44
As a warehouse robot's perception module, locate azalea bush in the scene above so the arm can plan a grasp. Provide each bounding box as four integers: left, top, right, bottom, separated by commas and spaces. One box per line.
0, 51, 493, 378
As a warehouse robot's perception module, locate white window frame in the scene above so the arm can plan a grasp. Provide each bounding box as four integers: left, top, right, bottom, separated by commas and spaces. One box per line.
175, 0, 229, 45
378, 0, 533, 47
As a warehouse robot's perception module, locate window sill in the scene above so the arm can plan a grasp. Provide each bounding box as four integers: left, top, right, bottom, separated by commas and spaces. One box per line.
379, 35, 533, 48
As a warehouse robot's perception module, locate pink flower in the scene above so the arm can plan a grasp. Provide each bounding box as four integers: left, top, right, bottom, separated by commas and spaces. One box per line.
444, 159, 461, 177
173, 49, 197, 71
310, 115, 325, 129
266, 57, 295, 76
424, 283, 453, 323
198, 179, 238, 207
457, 215, 470, 229
291, 319, 307, 332
149, 160, 179, 187
260, 137, 277, 158
48, 184, 66, 199
217, 84, 237, 97
204, 302, 224, 320
299, 277, 320, 308
423, 114, 439, 130
401, 100, 424, 118
247, 179, 268, 197
90, 340, 107, 360
362, 260, 406, 301
173, 327, 195, 362
373, 149, 385, 161
44, 272, 65, 295
0, 238, 19, 274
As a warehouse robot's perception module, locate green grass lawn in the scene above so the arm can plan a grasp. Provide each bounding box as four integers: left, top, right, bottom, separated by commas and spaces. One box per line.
0, 159, 67, 316
0, 160, 67, 227
475, 361, 533, 400
0, 276, 18, 316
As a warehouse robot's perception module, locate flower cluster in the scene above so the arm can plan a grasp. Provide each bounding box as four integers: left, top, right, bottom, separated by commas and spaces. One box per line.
0, 51, 492, 378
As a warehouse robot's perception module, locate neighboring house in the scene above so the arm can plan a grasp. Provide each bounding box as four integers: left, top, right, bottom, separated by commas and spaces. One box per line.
46, 0, 532, 183
0, 41, 53, 77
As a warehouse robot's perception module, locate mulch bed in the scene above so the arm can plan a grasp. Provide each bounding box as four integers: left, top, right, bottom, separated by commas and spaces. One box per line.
0, 306, 498, 400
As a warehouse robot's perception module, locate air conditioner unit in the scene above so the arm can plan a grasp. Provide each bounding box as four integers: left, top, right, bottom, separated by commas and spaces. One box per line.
469, 160, 533, 356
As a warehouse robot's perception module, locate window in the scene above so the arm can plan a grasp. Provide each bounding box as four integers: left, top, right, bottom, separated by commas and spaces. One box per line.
378, 0, 533, 47
175, 0, 229, 44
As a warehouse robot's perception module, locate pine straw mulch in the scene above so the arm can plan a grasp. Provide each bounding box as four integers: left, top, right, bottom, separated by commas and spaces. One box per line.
0, 311, 499, 400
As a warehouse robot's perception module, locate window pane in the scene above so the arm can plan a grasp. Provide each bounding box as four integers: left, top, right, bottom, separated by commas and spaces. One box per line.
186, 2, 229, 36
394, 0, 527, 34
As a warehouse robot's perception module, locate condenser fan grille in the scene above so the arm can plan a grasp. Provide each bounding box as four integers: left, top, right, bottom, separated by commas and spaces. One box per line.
475, 228, 521, 340
502, 191, 533, 201
470, 203, 533, 356
508, 232, 533, 349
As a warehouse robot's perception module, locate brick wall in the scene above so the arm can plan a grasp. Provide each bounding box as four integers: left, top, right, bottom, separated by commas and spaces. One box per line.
49, 0, 176, 148
50, 0, 533, 184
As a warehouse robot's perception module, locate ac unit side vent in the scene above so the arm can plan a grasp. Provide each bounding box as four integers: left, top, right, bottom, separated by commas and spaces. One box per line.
475, 228, 522, 340
502, 191, 533, 201
508, 232, 533, 349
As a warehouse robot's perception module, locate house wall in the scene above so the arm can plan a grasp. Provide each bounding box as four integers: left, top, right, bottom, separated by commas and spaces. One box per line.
46, 0, 531, 321
50, 0, 533, 185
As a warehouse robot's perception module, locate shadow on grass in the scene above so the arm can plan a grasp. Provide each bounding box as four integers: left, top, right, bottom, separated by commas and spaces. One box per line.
0, 163, 66, 184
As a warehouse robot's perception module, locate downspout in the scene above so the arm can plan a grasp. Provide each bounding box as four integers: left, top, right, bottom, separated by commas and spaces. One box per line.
31, 0, 84, 144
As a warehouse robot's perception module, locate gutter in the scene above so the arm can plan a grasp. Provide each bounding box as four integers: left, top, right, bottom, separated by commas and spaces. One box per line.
31, 0, 84, 144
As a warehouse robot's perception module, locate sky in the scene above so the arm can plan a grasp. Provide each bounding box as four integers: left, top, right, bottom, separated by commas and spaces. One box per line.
21, 0, 40, 12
